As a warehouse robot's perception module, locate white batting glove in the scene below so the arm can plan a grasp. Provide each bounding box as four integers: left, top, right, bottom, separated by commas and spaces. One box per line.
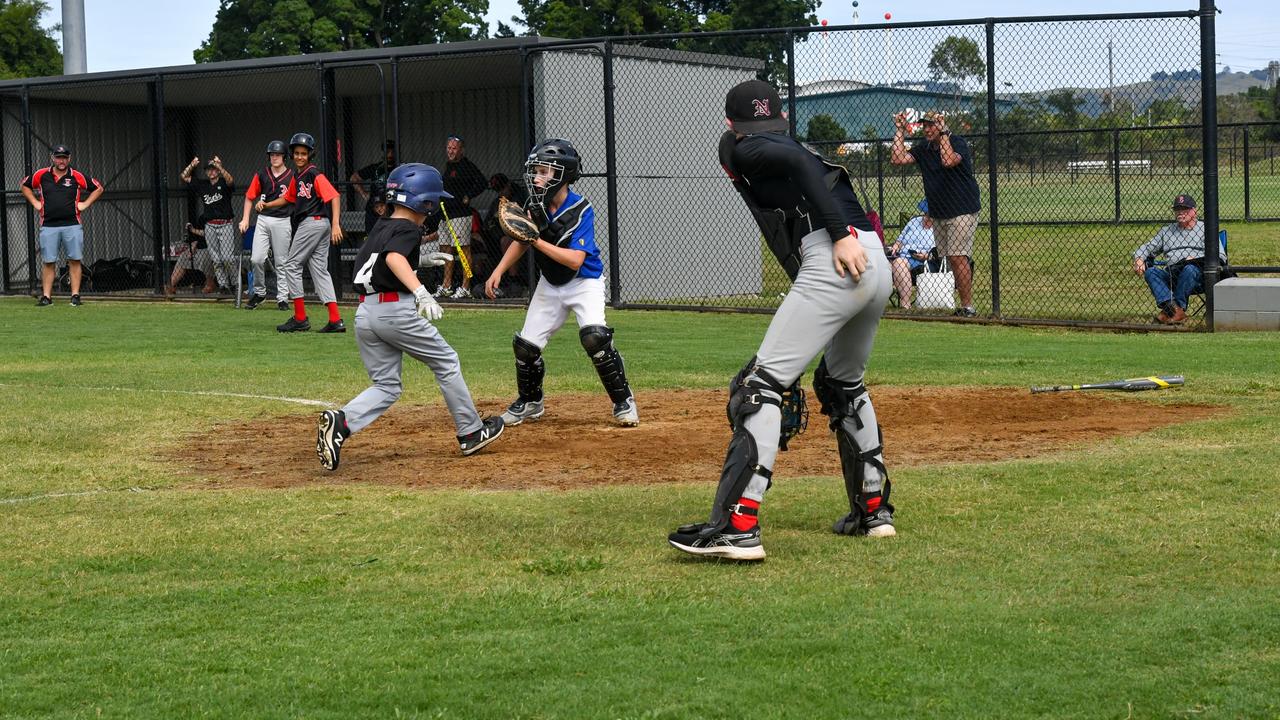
413, 285, 444, 322
420, 251, 452, 268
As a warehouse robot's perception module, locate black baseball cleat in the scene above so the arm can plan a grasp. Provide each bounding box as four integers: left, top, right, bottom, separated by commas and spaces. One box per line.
317, 320, 346, 334
36, 295, 53, 306
245, 294, 266, 309
458, 416, 505, 456
70, 294, 82, 307
316, 409, 350, 471
832, 508, 896, 538
277, 317, 311, 332
953, 306, 977, 318
668, 522, 765, 561
277, 300, 290, 311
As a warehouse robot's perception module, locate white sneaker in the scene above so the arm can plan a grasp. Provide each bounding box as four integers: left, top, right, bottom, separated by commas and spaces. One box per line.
500, 398, 545, 426
612, 396, 640, 426
451, 286, 470, 299
433, 285, 450, 298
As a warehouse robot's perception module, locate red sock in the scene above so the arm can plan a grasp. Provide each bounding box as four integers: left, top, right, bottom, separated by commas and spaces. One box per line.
326, 302, 341, 323
730, 497, 760, 531
866, 496, 881, 513
293, 298, 306, 322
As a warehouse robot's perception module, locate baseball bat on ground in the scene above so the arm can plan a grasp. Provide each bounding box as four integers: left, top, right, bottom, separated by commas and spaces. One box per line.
1030, 375, 1184, 394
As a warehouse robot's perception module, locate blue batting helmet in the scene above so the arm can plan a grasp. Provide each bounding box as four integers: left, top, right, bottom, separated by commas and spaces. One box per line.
917, 198, 929, 214
384, 163, 452, 215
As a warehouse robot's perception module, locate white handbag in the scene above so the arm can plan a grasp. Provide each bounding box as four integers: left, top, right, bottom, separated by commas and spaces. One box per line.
915, 257, 955, 310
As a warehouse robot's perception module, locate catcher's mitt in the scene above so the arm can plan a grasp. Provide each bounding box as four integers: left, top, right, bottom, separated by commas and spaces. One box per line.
497, 197, 540, 245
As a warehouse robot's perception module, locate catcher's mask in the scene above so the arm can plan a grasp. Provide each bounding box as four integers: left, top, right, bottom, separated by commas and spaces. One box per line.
385, 163, 452, 215
524, 138, 581, 213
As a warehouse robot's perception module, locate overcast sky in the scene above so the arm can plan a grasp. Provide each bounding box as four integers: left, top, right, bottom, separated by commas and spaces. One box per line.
39, 0, 1278, 77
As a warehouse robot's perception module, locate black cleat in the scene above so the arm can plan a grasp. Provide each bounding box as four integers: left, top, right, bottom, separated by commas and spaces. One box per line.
316, 409, 350, 471
70, 294, 82, 307
245, 294, 266, 309
668, 522, 765, 561
277, 300, 290, 311
36, 295, 53, 306
458, 416, 505, 456
277, 317, 311, 332
952, 306, 977, 318
317, 320, 346, 334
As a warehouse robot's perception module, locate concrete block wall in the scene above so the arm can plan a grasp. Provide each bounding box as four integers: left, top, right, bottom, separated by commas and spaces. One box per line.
1212, 278, 1280, 331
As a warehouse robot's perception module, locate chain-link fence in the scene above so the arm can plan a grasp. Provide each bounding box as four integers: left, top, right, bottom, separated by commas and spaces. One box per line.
2, 8, 1273, 328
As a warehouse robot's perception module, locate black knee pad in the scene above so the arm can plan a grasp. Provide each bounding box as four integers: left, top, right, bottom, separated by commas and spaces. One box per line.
579, 324, 614, 355
812, 355, 866, 431
512, 333, 545, 402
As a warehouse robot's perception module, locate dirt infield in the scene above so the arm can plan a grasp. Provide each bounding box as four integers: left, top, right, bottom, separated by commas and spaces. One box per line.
174, 388, 1223, 490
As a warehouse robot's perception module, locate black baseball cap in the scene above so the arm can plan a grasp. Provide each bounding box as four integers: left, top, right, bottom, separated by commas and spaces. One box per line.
725, 80, 788, 134
1172, 194, 1196, 209
51, 144, 71, 157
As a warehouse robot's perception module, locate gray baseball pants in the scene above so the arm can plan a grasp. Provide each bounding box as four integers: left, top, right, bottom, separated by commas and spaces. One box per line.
282, 217, 336, 303
741, 228, 892, 502
204, 221, 238, 289
250, 215, 292, 301
340, 295, 483, 437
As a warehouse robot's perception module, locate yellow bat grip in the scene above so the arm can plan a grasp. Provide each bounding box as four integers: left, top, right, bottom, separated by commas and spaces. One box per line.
438, 204, 473, 280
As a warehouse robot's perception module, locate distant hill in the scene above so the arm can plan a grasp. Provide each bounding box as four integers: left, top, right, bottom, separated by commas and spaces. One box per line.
1005, 68, 1270, 118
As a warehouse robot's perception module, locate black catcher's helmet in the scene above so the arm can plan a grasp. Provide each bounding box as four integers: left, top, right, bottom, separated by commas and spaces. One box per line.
524, 138, 581, 211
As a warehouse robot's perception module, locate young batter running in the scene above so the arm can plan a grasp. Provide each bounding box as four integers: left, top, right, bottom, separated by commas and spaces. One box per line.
317, 163, 505, 471
482, 138, 639, 428
667, 79, 895, 561
260, 132, 346, 333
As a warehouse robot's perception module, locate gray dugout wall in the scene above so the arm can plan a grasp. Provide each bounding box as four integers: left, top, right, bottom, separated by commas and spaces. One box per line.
530, 45, 761, 303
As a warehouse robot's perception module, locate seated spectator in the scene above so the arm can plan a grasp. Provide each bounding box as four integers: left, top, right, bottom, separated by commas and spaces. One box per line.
887, 199, 937, 309
1132, 193, 1223, 325
165, 222, 217, 297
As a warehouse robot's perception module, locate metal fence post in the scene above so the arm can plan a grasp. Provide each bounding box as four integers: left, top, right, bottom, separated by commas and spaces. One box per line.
520, 46, 537, 291
318, 63, 342, 300
0, 93, 8, 292
986, 19, 1001, 317
1243, 126, 1251, 221
148, 78, 167, 293
786, 31, 797, 139
22, 86, 34, 293
603, 40, 621, 307
1111, 129, 1121, 223
391, 58, 401, 154
1199, 0, 1220, 330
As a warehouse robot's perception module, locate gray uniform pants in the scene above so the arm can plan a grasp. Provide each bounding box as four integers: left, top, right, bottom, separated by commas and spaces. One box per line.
250, 215, 292, 301
341, 296, 483, 437
204, 221, 238, 289
282, 217, 336, 304
742, 228, 892, 501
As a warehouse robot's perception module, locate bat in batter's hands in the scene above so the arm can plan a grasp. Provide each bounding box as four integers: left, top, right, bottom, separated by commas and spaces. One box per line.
496, 196, 540, 245
413, 285, 444, 321
1030, 375, 1184, 394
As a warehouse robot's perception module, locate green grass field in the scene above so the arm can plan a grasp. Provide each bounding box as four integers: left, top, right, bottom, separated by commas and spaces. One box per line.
2, 298, 1279, 718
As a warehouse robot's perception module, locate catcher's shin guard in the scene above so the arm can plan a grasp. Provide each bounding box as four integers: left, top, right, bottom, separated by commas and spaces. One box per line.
699, 368, 786, 535
814, 357, 894, 534
513, 334, 546, 402
579, 325, 633, 404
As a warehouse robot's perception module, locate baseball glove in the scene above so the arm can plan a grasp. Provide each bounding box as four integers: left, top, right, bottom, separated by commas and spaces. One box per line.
496, 197, 540, 245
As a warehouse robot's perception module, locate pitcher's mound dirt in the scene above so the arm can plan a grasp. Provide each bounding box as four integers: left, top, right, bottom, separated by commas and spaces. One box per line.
174, 387, 1222, 490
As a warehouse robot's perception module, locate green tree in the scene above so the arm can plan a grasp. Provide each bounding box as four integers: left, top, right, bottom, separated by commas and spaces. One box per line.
799, 113, 845, 146
1044, 89, 1084, 129
0, 0, 61, 79
927, 36, 985, 100
194, 0, 490, 62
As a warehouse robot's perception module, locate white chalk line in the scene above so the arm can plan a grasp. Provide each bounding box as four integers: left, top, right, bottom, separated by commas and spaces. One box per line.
1, 486, 157, 506
0, 382, 334, 408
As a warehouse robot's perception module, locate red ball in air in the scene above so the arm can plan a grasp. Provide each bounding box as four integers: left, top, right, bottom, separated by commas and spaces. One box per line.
884, 12, 892, 19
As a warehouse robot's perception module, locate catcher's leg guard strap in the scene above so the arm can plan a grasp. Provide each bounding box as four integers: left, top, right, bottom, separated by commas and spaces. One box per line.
704, 371, 784, 534
579, 325, 633, 404
513, 333, 545, 402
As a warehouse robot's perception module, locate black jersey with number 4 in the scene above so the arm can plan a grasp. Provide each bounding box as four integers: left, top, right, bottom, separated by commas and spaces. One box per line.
351, 217, 421, 294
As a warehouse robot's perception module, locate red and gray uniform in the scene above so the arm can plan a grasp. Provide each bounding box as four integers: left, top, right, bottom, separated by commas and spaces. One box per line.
280, 164, 339, 303
342, 217, 484, 437
23, 166, 99, 227
189, 177, 238, 288
245, 166, 295, 302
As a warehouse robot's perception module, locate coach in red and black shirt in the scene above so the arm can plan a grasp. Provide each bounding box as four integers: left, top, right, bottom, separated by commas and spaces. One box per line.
20, 144, 105, 306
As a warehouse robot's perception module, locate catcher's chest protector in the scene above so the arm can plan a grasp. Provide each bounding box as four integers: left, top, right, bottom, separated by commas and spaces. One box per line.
534, 196, 590, 286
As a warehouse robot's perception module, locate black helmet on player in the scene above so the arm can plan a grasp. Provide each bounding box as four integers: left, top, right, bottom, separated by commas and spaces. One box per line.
524, 138, 581, 211
384, 163, 452, 215
266, 140, 287, 154
289, 132, 315, 154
